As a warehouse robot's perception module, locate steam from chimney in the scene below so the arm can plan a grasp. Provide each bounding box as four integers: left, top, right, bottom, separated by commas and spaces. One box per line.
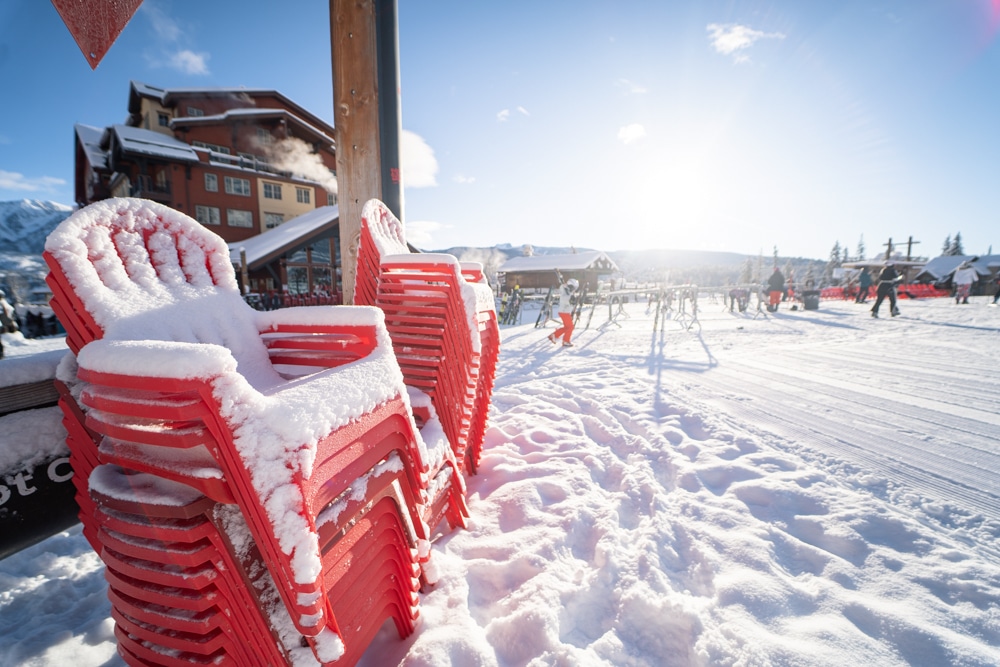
265, 137, 338, 196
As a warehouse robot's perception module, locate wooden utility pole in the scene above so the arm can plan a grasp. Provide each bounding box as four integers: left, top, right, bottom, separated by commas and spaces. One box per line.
905, 236, 920, 261
330, 0, 403, 304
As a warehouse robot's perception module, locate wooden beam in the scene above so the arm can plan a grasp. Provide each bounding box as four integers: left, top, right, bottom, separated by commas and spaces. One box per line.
331, 0, 382, 304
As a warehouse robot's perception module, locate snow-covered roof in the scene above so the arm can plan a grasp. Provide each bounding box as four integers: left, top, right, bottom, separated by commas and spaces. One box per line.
228, 205, 339, 268
915, 254, 999, 281
172, 108, 334, 144
74, 124, 108, 170
110, 124, 200, 163
498, 250, 618, 273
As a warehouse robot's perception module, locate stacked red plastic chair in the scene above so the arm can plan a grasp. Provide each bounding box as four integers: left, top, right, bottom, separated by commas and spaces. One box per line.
356, 199, 499, 474
44, 198, 451, 666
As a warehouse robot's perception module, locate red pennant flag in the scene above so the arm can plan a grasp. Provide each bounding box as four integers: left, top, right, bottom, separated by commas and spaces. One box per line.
50, 0, 144, 69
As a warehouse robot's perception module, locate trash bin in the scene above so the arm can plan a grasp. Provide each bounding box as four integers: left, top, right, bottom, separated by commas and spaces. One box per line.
803, 290, 821, 310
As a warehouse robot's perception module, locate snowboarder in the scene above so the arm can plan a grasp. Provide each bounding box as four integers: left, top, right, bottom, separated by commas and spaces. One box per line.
548, 278, 578, 347
952, 261, 978, 304
766, 267, 785, 312
870, 263, 901, 318
855, 267, 873, 303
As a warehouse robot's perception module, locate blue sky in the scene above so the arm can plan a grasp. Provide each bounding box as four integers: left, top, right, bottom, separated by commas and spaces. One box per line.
1, 0, 998, 259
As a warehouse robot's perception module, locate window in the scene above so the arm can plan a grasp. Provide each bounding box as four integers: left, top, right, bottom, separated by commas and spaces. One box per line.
157, 112, 170, 127
327, 192, 336, 206
193, 141, 231, 155
263, 182, 282, 200
195, 206, 220, 226
264, 213, 285, 229
204, 173, 218, 192
227, 209, 253, 228
296, 187, 311, 204
225, 176, 251, 196
187, 106, 204, 117
256, 128, 273, 145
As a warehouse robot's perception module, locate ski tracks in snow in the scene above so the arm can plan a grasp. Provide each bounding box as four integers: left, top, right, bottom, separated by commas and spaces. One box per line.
388, 304, 1000, 667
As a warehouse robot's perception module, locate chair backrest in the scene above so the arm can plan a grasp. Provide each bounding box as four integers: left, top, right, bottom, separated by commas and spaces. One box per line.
45, 198, 278, 385
356, 199, 410, 306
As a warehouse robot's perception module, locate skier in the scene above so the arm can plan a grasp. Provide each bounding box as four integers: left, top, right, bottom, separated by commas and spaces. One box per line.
870, 262, 901, 318
952, 261, 978, 304
855, 267, 873, 303
548, 277, 578, 347
766, 267, 785, 312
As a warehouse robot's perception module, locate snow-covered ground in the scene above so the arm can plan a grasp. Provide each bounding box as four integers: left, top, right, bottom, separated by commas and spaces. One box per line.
2, 294, 999, 666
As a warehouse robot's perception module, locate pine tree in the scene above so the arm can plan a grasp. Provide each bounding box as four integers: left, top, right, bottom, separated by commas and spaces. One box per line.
739, 258, 753, 284
856, 235, 866, 261
942, 235, 952, 255
950, 232, 964, 256
824, 241, 842, 285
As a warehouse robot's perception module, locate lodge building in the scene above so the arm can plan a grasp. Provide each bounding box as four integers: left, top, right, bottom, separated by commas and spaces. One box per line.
74, 81, 342, 300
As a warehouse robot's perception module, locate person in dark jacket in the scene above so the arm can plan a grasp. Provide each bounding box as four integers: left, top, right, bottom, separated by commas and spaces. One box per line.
870, 263, 901, 318
855, 267, 874, 303
766, 267, 785, 313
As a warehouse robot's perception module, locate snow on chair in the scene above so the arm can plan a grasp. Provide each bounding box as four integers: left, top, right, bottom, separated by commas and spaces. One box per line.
44, 198, 437, 665
356, 199, 499, 476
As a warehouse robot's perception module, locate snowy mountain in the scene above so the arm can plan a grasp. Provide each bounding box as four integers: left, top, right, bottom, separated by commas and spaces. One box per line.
0, 200, 74, 301
435, 242, 826, 286
0, 199, 74, 254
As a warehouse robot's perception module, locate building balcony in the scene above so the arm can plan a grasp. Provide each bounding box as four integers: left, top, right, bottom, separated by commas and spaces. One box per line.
131, 174, 172, 201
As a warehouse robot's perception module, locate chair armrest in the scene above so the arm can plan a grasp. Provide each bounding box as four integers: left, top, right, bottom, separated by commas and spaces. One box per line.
76, 339, 237, 381
255, 306, 387, 370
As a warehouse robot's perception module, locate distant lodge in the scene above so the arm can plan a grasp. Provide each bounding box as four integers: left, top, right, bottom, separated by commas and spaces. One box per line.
498, 251, 618, 292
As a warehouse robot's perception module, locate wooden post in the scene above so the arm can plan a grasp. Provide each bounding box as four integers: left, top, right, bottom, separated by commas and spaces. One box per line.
330, 0, 403, 304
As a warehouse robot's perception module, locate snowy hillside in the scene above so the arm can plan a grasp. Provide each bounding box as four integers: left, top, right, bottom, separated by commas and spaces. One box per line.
0, 200, 74, 300
0, 200, 73, 255
2, 294, 999, 666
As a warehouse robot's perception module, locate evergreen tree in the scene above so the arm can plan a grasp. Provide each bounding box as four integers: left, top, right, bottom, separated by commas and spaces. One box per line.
829, 241, 842, 264
739, 258, 753, 284
950, 232, 964, 256
942, 235, 952, 255
856, 235, 866, 261
824, 241, 842, 285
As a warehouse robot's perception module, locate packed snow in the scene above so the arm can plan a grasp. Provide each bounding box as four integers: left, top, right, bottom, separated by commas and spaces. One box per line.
2, 294, 1000, 666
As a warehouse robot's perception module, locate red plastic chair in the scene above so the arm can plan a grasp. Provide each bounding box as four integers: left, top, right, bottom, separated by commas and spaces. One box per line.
43, 198, 434, 662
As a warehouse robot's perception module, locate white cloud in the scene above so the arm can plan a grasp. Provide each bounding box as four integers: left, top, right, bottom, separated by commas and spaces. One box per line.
139, 2, 211, 75
617, 78, 648, 94
0, 170, 65, 192
617, 123, 646, 145
170, 50, 210, 75
452, 174, 476, 184
707, 23, 785, 63
497, 109, 511, 122
401, 129, 438, 188
516, 106, 530, 116
404, 220, 447, 247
